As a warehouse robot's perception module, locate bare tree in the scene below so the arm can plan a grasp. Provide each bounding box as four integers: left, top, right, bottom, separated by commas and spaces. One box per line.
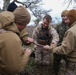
3, 0, 10, 11
23, 0, 52, 25
62, 0, 76, 9
2, 0, 52, 26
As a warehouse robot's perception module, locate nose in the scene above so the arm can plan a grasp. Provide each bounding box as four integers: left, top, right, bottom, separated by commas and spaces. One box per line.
44, 24, 47, 26
64, 20, 67, 23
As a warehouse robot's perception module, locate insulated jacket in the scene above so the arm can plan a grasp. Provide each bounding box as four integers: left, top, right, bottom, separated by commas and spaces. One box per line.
32, 24, 59, 45
51, 21, 76, 62
0, 11, 30, 75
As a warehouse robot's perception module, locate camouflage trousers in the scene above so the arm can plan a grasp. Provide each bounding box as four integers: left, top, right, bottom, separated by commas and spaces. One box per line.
65, 61, 76, 75
34, 64, 52, 75
34, 46, 53, 75
53, 54, 67, 75
35, 46, 52, 65
59, 61, 76, 75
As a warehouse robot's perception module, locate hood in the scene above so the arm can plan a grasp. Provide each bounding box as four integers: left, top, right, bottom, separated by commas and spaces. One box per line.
0, 11, 20, 34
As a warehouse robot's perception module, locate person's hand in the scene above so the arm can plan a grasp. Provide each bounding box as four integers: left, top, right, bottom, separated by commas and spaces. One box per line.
34, 45, 37, 49
50, 43, 56, 49
44, 44, 56, 50
25, 48, 32, 56
43, 45, 50, 50
51, 43, 56, 47
23, 37, 33, 45
27, 37, 33, 43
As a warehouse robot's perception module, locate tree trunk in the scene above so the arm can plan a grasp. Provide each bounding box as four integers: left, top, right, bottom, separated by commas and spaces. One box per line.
3, 0, 10, 11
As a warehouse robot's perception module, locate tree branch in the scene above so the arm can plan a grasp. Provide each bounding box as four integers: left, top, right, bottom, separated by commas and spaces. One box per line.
66, 0, 72, 9
14, 0, 27, 7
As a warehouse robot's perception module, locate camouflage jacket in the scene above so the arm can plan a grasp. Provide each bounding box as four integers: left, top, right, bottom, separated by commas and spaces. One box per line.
32, 24, 59, 46
55, 22, 68, 46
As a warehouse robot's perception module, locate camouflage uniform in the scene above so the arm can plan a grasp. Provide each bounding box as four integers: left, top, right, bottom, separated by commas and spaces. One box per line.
32, 24, 59, 75
53, 22, 68, 75
65, 61, 76, 75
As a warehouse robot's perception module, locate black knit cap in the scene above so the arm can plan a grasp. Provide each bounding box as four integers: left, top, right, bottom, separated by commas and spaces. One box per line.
7, 1, 18, 12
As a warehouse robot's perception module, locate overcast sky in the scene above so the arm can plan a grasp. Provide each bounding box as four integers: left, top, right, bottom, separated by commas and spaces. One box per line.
42, 0, 74, 17
0, 0, 74, 25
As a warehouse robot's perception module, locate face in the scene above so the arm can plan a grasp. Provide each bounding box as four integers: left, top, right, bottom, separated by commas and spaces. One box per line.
61, 15, 66, 23
64, 16, 70, 26
17, 25, 26, 31
42, 18, 51, 29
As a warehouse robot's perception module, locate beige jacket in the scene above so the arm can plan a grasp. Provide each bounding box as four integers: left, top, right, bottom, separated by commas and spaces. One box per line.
52, 21, 76, 62
32, 24, 59, 45
0, 11, 30, 75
